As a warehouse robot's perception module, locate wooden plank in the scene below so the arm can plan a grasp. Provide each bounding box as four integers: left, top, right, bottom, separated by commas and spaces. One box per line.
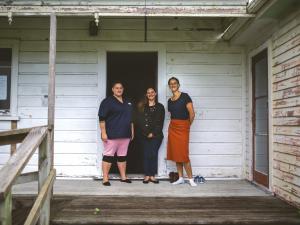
273, 107, 300, 118
272, 58, 300, 75
273, 143, 300, 156
273, 168, 300, 187
167, 53, 242, 65
0, 5, 252, 17
273, 160, 300, 177
0, 127, 33, 146
0, 126, 48, 200
0, 17, 222, 31
273, 86, 300, 100
38, 136, 50, 225
0, 190, 12, 225
273, 24, 300, 50
273, 45, 300, 67
14, 172, 38, 185
18, 96, 98, 108
273, 66, 300, 83
273, 152, 300, 167
273, 75, 300, 91
24, 169, 55, 225
273, 96, 300, 109
10, 121, 17, 155
273, 134, 300, 147
18, 74, 98, 84
19, 51, 97, 64
273, 117, 300, 126
273, 126, 300, 137
273, 34, 300, 58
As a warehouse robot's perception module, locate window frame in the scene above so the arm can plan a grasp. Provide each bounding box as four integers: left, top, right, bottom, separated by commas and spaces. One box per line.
0, 40, 19, 118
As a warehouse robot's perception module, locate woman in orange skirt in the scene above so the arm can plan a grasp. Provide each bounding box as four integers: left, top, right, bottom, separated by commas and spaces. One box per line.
167, 77, 197, 186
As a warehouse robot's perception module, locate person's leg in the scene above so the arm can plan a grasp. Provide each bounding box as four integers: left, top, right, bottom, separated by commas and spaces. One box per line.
172, 162, 185, 185
143, 138, 151, 181
183, 161, 197, 186
183, 161, 193, 179
116, 138, 131, 181
102, 140, 116, 185
149, 139, 162, 182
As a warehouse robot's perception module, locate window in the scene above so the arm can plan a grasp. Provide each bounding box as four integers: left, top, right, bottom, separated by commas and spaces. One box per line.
0, 48, 12, 112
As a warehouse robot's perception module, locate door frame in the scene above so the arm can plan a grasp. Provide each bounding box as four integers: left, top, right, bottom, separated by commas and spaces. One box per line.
247, 40, 273, 190
96, 43, 167, 177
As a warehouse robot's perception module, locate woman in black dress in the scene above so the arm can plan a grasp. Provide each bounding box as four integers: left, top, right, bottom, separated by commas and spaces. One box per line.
136, 88, 165, 183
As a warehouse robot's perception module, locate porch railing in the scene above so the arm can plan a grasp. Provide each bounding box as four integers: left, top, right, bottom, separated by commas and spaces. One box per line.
0, 126, 55, 225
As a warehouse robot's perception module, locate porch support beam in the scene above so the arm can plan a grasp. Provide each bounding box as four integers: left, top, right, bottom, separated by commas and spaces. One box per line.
0, 5, 255, 17
48, 12, 56, 170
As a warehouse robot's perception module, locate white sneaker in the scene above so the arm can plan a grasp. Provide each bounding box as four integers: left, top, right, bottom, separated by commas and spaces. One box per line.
172, 177, 185, 185
189, 178, 197, 187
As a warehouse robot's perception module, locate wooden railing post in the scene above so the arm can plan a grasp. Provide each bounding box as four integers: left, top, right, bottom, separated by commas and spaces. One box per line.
0, 190, 12, 225
38, 136, 51, 225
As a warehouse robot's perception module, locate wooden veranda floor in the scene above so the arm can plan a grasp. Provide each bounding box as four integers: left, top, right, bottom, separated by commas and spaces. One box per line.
12, 180, 300, 225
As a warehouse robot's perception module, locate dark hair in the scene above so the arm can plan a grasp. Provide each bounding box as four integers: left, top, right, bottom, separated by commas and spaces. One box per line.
111, 81, 123, 88
168, 77, 180, 85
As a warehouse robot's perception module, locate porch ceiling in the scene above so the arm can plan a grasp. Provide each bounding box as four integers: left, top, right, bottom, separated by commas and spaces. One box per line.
0, 0, 253, 17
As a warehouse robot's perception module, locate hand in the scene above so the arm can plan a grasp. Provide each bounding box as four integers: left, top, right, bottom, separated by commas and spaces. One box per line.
101, 132, 108, 142
147, 133, 154, 138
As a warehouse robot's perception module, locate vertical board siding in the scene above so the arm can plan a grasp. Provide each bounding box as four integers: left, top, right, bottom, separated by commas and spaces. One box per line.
0, 16, 245, 178
272, 14, 300, 207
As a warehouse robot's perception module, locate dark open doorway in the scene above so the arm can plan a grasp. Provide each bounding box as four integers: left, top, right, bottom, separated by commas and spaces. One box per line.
106, 52, 158, 174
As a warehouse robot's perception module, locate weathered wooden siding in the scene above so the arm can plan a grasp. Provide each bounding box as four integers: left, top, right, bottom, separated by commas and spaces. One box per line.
272, 13, 300, 207
0, 16, 245, 178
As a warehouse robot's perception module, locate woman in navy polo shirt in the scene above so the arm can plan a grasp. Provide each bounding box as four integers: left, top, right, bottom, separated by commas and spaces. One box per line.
167, 77, 197, 186
98, 82, 134, 186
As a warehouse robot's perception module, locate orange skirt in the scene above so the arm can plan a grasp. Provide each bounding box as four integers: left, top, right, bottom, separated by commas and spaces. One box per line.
167, 119, 190, 163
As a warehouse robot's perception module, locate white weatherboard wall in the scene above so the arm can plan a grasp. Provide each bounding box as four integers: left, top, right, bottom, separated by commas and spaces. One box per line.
0, 17, 245, 178
166, 43, 244, 178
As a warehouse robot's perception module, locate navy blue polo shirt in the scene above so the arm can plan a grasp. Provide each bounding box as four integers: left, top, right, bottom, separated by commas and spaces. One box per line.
168, 92, 192, 120
98, 96, 132, 139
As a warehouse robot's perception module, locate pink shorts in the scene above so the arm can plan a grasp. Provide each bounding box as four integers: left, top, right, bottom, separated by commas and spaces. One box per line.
103, 138, 130, 157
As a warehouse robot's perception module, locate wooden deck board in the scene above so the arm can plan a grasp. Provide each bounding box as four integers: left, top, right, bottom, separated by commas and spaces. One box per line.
12, 196, 300, 225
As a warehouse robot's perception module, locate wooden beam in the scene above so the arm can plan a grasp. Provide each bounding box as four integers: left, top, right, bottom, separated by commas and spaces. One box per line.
0, 5, 254, 17
0, 126, 46, 146
38, 136, 51, 225
10, 121, 17, 155
24, 169, 56, 225
14, 171, 39, 185
0, 126, 48, 200
48, 13, 56, 170
221, 0, 271, 41
0, 191, 12, 225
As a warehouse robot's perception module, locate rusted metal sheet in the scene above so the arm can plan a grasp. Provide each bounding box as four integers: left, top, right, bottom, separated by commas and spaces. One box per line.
0, 5, 254, 17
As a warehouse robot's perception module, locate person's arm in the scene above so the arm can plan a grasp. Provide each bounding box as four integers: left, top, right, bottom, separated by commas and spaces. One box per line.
100, 121, 108, 142
98, 99, 109, 142
151, 104, 165, 138
131, 123, 134, 140
186, 102, 195, 125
